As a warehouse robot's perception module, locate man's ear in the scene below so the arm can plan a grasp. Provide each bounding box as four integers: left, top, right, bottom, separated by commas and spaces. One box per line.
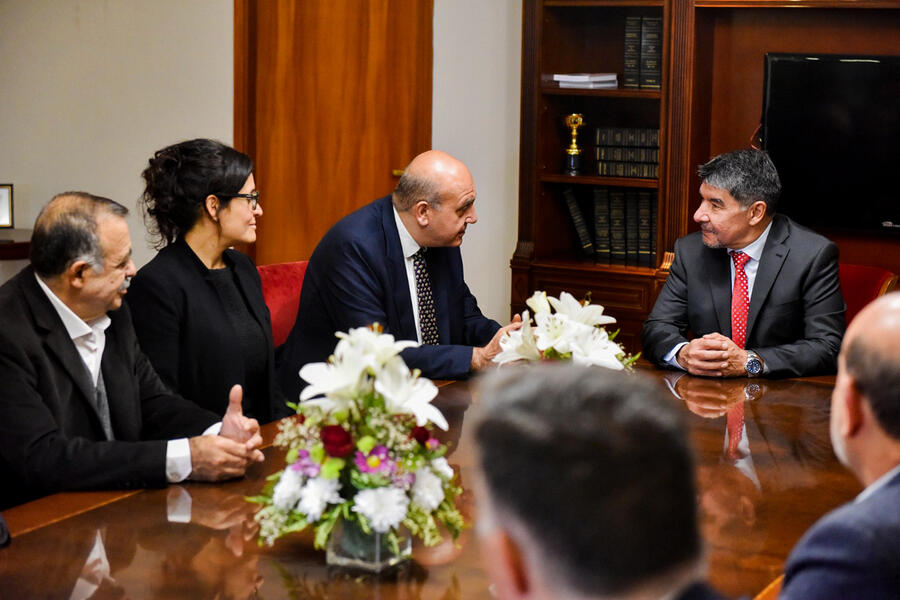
205, 194, 220, 222
67, 260, 91, 290
747, 200, 768, 226
413, 200, 431, 227
843, 377, 866, 437
481, 528, 531, 599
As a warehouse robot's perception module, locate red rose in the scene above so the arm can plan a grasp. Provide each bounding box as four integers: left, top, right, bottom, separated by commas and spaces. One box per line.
410, 426, 430, 445
321, 425, 353, 457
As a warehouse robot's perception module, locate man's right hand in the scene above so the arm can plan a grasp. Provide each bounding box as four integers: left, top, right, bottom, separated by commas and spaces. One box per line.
471, 314, 523, 371
188, 435, 260, 482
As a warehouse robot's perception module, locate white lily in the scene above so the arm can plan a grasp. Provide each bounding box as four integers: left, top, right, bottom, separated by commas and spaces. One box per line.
493, 310, 541, 364
548, 291, 617, 327
533, 311, 589, 355
570, 326, 625, 370
374, 357, 448, 430
525, 290, 552, 315
334, 326, 416, 372
298, 353, 368, 408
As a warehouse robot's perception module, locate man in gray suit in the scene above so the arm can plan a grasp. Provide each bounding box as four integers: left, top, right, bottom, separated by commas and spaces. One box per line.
642, 149, 845, 378
0, 192, 263, 509
780, 292, 900, 597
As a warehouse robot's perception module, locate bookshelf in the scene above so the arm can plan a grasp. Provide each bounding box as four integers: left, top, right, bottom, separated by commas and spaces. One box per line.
513, 0, 900, 355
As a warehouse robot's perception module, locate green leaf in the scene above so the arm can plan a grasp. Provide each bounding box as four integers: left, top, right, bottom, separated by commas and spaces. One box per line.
321, 457, 346, 479
309, 444, 325, 464
356, 435, 377, 455
285, 447, 299, 465
333, 409, 349, 423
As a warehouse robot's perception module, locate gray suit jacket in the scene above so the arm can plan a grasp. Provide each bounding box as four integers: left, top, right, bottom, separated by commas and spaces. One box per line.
642, 214, 845, 377
0, 267, 219, 509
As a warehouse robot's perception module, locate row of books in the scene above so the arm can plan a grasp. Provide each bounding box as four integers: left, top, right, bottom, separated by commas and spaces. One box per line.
592, 126, 660, 179
562, 186, 657, 267
624, 15, 662, 90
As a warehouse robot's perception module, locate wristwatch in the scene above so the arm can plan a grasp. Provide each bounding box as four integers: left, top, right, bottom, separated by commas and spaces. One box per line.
745, 350, 763, 377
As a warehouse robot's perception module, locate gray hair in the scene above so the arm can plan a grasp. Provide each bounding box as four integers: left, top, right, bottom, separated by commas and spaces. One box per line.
391, 171, 442, 211
30, 192, 129, 278
698, 149, 781, 213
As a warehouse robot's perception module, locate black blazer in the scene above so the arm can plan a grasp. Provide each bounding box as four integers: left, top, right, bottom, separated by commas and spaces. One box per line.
642, 214, 845, 377
277, 195, 500, 402
127, 239, 288, 423
0, 267, 220, 509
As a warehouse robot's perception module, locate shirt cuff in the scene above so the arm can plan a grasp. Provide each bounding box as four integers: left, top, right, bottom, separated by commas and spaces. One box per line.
663, 342, 688, 370
166, 439, 193, 483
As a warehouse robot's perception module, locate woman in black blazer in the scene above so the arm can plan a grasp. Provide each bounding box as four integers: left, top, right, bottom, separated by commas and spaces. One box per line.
128, 139, 289, 423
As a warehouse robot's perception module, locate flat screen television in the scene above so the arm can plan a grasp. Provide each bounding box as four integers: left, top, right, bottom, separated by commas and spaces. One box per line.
761, 53, 900, 236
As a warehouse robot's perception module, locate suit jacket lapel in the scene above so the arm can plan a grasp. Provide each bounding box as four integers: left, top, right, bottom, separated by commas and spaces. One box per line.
705, 248, 733, 337
381, 196, 417, 340
747, 216, 790, 338
100, 320, 140, 440
24, 270, 101, 424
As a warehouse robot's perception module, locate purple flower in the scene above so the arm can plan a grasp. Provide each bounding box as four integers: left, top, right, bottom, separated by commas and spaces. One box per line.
392, 471, 415, 490
425, 438, 440, 450
290, 449, 320, 477
354, 445, 395, 475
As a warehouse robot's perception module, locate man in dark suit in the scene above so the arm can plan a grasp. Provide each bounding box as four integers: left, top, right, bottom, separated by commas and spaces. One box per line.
780, 292, 900, 598
0, 192, 264, 510
642, 149, 844, 378
277, 150, 520, 400
474, 365, 725, 600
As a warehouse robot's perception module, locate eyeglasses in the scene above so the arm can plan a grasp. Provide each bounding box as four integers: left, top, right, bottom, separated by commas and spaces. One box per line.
215, 190, 259, 210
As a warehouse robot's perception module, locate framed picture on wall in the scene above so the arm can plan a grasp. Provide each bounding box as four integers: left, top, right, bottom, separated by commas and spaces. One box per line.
0, 185, 12, 228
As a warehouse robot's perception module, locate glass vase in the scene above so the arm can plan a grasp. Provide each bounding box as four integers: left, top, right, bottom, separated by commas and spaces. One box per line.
325, 518, 411, 572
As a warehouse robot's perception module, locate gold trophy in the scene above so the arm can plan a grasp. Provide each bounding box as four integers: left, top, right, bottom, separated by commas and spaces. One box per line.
564, 113, 584, 175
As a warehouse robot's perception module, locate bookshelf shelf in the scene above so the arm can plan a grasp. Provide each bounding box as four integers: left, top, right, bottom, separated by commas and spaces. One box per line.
545, 0, 664, 7
540, 86, 662, 99
540, 174, 659, 188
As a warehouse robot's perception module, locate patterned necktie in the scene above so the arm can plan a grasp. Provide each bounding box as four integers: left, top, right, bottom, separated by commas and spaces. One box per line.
413, 249, 439, 345
731, 251, 751, 350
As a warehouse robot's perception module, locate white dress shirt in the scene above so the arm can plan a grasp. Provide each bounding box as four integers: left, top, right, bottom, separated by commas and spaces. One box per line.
664, 220, 774, 369
856, 463, 900, 504
393, 206, 425, 343
35, 274, 198, 482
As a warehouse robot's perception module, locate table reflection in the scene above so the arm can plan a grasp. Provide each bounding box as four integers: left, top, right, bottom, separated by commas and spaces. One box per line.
0, 374, 861, 599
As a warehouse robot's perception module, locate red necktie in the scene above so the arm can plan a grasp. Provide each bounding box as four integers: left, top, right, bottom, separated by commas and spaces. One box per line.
731, 251, 751, 349
726, 403, 744, 460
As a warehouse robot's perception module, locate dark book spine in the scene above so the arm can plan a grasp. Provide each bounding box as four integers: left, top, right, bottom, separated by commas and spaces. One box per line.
609, 189, 626, 264
562, 187, 594, 257
637, 190, 652, 267
640, 16, 662, 90
623, 16, 642, 89
625, 189, 639, 266
650, 191, 658, 265
593, 187, 611, 263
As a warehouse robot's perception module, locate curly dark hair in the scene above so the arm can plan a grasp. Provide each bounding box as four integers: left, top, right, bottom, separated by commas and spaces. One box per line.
140, 139, 253, 248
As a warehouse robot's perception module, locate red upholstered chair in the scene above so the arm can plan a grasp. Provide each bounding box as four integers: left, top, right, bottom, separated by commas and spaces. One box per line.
257, 261, 309, 347
839, 263, 898, 325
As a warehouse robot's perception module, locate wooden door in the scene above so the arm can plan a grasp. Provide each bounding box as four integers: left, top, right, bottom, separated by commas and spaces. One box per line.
235, 0, 433, 264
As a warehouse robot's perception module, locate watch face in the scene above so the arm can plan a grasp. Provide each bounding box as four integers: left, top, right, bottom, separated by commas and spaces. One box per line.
746, 357, 763, 376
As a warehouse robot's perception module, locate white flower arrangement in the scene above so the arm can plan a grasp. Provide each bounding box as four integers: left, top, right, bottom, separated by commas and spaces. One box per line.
250, 324, 464, 553
494, 291, 638, 369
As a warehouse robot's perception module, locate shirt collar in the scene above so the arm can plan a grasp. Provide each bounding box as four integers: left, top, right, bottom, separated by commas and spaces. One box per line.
731, 220, 773, 262
34, 273, 111, 341
856, 463, 900, 504
393, 205, 422, 259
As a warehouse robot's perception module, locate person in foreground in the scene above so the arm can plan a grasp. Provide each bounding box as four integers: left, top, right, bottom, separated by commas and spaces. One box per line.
277, 150, 520, 400
128, 139, 288, 423
641, 149, 845, 378
473, 364, 725, 600
779, 291, 900, 598
0, 192, 263, 510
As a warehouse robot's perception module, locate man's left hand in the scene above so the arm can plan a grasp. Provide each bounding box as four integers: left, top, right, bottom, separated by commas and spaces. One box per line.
220, 385, 264, 463
701, 333, 749, 377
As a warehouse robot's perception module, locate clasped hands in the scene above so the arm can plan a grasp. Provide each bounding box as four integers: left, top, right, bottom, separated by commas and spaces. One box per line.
189, 385, 265, 482
676, 332, 748, 378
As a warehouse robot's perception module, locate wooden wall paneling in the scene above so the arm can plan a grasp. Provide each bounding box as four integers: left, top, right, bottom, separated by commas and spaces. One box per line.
235, 0, 433, 265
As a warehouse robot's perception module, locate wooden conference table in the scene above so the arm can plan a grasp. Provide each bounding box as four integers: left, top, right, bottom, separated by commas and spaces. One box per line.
0, 368, 860, 599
